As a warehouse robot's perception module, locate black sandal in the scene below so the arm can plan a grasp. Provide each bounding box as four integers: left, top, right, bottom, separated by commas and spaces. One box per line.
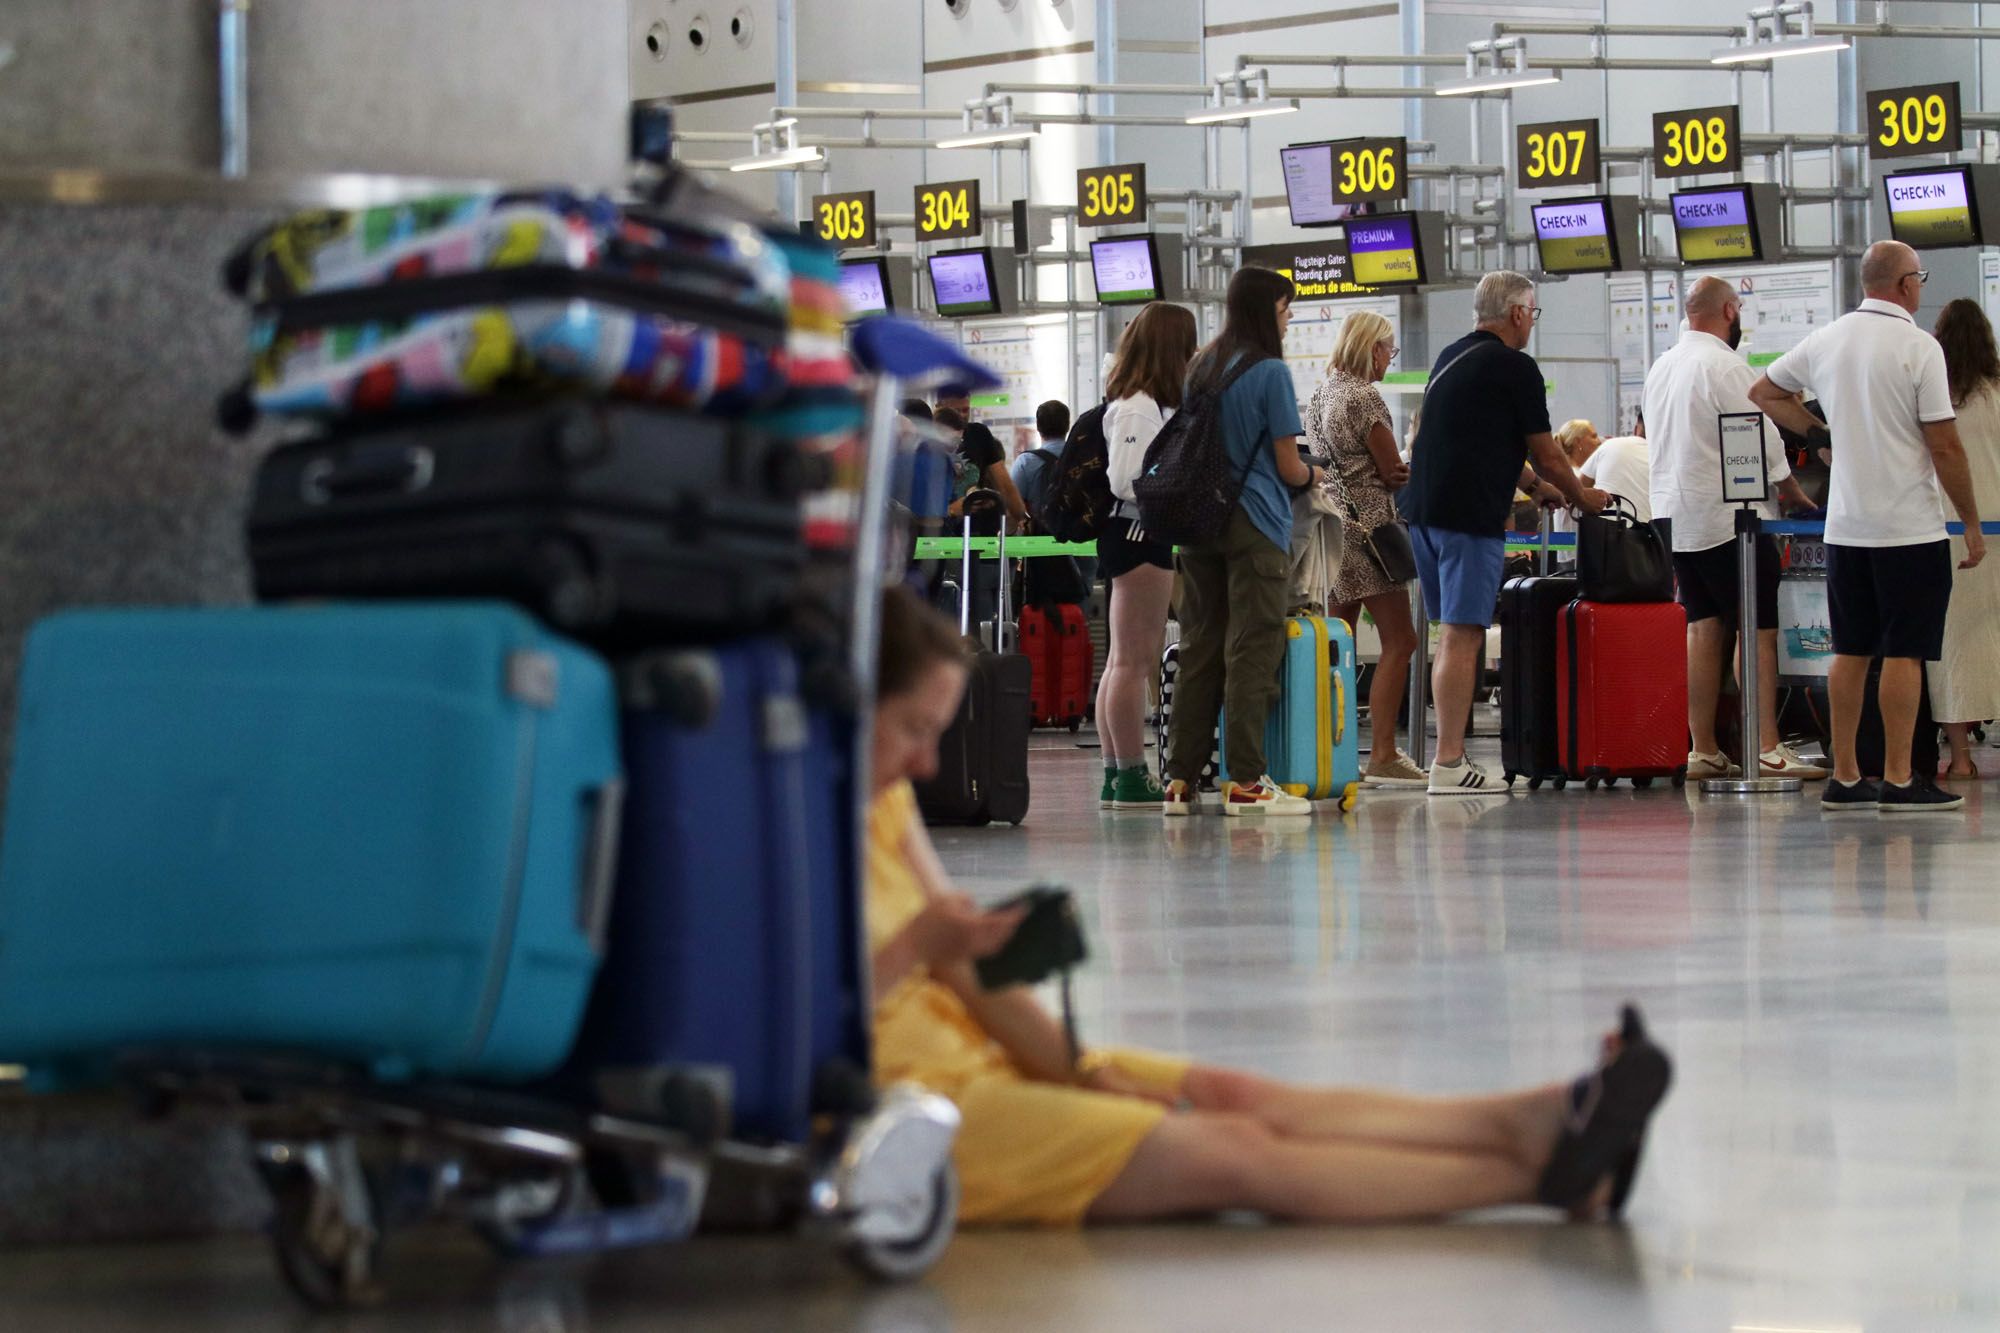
1536, 1005, 1673, 1214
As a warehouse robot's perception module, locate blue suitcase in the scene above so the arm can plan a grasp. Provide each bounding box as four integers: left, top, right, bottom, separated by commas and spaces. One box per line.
565, 640, 866, 1144
1221, 615, 1361, 809
0, 603, 623, 1084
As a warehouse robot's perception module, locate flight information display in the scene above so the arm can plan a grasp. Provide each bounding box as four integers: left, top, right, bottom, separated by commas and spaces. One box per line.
1531, 198, 1617, 274
928, 249, 1001, 318
1345, 214, 1425, 286
1670, 186, 1762, 264
837, 257, 891, 317
1280, 143, 1343, 227
1884, 167, 1979, 248
1089, 236, 1162, 304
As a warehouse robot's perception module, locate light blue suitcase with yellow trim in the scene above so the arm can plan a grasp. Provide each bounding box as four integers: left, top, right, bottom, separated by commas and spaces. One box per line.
1221, 614, 1361, 811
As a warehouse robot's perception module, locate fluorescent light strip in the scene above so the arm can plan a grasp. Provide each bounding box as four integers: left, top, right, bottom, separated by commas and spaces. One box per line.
1433, 70, 1563, 97
1710, 35, 1849, 64
726, 145, 826, 172
933, 127, 1041, 150
1185, 100, 1302, 126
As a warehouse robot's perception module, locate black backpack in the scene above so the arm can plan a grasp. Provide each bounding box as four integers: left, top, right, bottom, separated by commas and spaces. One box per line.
1130, 355, 1266, 548
1036, 403, 1114, 544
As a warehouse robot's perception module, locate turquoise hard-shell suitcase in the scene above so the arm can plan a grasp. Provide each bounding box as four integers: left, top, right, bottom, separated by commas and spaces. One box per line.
1220, 614, 1362, 810
0, 603, 623, 1083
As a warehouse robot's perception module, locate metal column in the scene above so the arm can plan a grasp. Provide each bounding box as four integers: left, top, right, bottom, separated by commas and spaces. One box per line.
1702, 508, 1802, 795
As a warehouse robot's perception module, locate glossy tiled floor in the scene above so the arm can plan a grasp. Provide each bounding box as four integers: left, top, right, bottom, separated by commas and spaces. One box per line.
5, 726, 2000, 1331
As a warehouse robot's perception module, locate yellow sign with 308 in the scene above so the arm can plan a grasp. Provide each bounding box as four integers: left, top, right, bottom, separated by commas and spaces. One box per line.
1869, 82, 1961, 160
914, 179, 982, 242
1077, 163, 1147, 228
1651, 105, 1741, 178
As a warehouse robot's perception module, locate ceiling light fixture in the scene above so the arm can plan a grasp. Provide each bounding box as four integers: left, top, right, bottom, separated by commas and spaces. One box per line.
1710, 34, 1848, 64
726, 144, 827, 172
1185, 100, 1302, 125
933, 126, 1041, 150
1434, 69, 1562, 97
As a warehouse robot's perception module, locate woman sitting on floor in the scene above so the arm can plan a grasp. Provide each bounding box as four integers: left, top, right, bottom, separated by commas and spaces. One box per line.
867, 584, 1673, 1226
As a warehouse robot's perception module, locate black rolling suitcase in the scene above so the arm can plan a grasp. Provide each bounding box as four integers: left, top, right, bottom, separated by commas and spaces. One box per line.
1499, 573, 1578, 789
246, 400, 809, 646
915, 495, 1032, 827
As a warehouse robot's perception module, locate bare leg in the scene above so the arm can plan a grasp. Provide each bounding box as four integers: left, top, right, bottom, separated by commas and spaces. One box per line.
1094, 564, 1175, 768
1430, 624, 1484, 767
1362, 592, 1418, 766
1944, 722, 1978, 778
1687, 617, 1728, 756
1086, 1112, 1538, 1223
1180, 1066, 1564, 1172
1877, 656, 1924, 787
1756, 628, 1782, 754
1828, 653, 1870, 784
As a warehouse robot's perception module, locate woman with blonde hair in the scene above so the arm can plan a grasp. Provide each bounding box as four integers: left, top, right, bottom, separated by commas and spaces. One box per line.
1310, 310, 1425, 788
1929, 299, 2000, 780
1096, 301, 1200, 810
1549, 420, 1601, 536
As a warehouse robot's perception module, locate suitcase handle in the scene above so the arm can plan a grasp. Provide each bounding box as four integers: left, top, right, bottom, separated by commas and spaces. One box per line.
301, 446, 436, 504
576, 777, 627, 954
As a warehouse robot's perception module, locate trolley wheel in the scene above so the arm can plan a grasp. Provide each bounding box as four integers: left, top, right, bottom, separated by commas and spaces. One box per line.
475, 1169, 583, 1257
1634, 776, 1654, 790
1339, 782, 1359, 813
1584, 776, 1600, 792
844, 1165, 959, 1284
1604, 777, 1619, 790
1068, 718, 1082, 733
1527, 776, 1543, 791
1552, 777, 1568, 792
1672, 772, 1687, 789
268, 1160, 384, 1311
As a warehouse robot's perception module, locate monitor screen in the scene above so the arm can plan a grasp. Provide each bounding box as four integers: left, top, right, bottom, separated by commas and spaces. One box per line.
837, 258, 891, 318
1089, 236, 1163, 304
1281, 143, 1345, 228
1531, 198, 1618, 274
928, 249, 1000, 318
1670, 187, 1761, 264
1345, 215, 1424, 286
1884, 168, 1979, 249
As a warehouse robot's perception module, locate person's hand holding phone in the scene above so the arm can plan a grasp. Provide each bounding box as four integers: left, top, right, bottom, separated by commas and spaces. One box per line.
912, 893, 1026, 969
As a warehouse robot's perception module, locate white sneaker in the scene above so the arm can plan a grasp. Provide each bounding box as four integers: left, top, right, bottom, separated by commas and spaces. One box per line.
1221, 776, 1315, 818
1685, 750, 1734, 780
1760, 743, 1829, 781
1363, 750, 1432, 789
1427, 756, 1512, 796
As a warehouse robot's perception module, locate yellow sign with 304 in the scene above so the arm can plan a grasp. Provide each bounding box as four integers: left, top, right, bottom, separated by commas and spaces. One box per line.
915, 179, 981, 241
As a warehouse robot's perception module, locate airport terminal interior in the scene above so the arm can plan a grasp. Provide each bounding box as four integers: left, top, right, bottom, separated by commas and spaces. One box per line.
6, 1, 2000, 1330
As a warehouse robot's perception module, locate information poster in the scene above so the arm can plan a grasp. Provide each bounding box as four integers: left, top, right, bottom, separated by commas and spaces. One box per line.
1281, 297, 1402, 415
1982, 251, 2000, 331
953, 324, 1068, 431
1607, 274, 1680, 432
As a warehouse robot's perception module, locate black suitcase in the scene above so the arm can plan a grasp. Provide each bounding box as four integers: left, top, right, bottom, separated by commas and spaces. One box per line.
915, 497, 1031, 827
1499, 573, 1578, 789
246, 400, 808, 646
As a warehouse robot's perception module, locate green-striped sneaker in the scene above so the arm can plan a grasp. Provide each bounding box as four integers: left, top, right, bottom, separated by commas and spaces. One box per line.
1101, 769, 1118, 810
1110, 766, 1167, 810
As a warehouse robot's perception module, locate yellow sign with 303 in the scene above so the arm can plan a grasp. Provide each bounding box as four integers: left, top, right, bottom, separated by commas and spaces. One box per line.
811, 191, 876, 250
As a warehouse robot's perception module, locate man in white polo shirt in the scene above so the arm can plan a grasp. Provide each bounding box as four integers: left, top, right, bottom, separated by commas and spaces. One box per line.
1749, 240, 1986, 814
1646, 275, 1822, 783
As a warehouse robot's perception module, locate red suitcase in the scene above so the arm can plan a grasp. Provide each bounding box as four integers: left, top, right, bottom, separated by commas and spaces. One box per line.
1021, 604, 1093, 732
1556, 600, 1689, 789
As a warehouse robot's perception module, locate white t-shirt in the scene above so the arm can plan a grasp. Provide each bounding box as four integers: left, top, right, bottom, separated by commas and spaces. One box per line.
1104, 392, 1172, 504
1643, 329, 1790, 552
1766, 298, 1956, 547
1580, 436, 1654, 524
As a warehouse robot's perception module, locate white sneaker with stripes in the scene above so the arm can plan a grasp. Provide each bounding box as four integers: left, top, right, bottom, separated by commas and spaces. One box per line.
1427, 756, 1512, 796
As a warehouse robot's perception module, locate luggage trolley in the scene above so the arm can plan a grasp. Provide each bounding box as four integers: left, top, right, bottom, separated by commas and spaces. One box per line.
1, 311, 988, 1310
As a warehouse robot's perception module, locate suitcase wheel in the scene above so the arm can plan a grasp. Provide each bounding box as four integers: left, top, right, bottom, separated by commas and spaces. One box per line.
1338, 782, 1359, 813
1584, 776, 1600, 792
1633, 776, 1655, 790
262, 1139, 385, 1311
1672, 771, 1687, 789
1526, 776, 1541, 791
844, 1164, 959, 1283
1552, 776, 1568, 791
1068, 718, 1082, 733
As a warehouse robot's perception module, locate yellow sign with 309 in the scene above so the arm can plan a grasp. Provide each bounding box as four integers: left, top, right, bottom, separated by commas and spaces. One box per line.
915, 179, 982, 241
1077, 163, 1147, 228
811, 191, 875, 250
1869, 82, 1961, 160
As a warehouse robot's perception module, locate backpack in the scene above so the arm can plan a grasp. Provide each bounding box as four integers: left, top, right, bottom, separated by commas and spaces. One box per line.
1037, 403, 1114, 544
1130, 355, 1267, 548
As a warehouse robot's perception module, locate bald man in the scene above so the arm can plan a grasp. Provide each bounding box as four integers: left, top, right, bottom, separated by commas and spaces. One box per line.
1750, 240, 1986, 813
1646, 275, 1821, 783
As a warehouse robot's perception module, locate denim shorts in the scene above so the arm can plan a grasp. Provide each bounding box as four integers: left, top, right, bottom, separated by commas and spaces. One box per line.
1410, 524, 1507, 626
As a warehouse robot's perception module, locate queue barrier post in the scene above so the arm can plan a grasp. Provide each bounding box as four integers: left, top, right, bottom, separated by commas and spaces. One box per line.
1700, 506, 1802, 796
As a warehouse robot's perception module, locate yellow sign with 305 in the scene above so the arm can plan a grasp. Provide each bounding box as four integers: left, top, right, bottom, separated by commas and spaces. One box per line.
1077, 164, 1147, 228
915, 179, 982, 241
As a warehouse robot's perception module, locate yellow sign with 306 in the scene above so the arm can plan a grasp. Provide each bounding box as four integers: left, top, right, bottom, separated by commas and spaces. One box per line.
1329, 138, 1405, 203
1077, 164, 1147, 228
915, 179, 982, 242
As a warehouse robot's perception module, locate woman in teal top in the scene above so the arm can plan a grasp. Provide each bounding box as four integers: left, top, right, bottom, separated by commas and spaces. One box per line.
1161, 267, 1324, 818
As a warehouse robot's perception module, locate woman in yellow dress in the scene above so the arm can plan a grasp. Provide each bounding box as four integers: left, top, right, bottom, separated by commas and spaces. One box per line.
867, 585, 1673, 1226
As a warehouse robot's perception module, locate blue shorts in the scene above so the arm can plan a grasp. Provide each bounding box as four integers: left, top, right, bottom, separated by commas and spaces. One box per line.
1410, 524, 1507, 626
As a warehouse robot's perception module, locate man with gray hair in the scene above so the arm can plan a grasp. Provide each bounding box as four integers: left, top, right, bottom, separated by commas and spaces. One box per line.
1400, 271, 1608, 795
1750, 239, 1985, 813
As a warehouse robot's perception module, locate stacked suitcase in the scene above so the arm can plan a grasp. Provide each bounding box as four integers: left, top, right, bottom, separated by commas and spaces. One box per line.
0, 160, 960, 1306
